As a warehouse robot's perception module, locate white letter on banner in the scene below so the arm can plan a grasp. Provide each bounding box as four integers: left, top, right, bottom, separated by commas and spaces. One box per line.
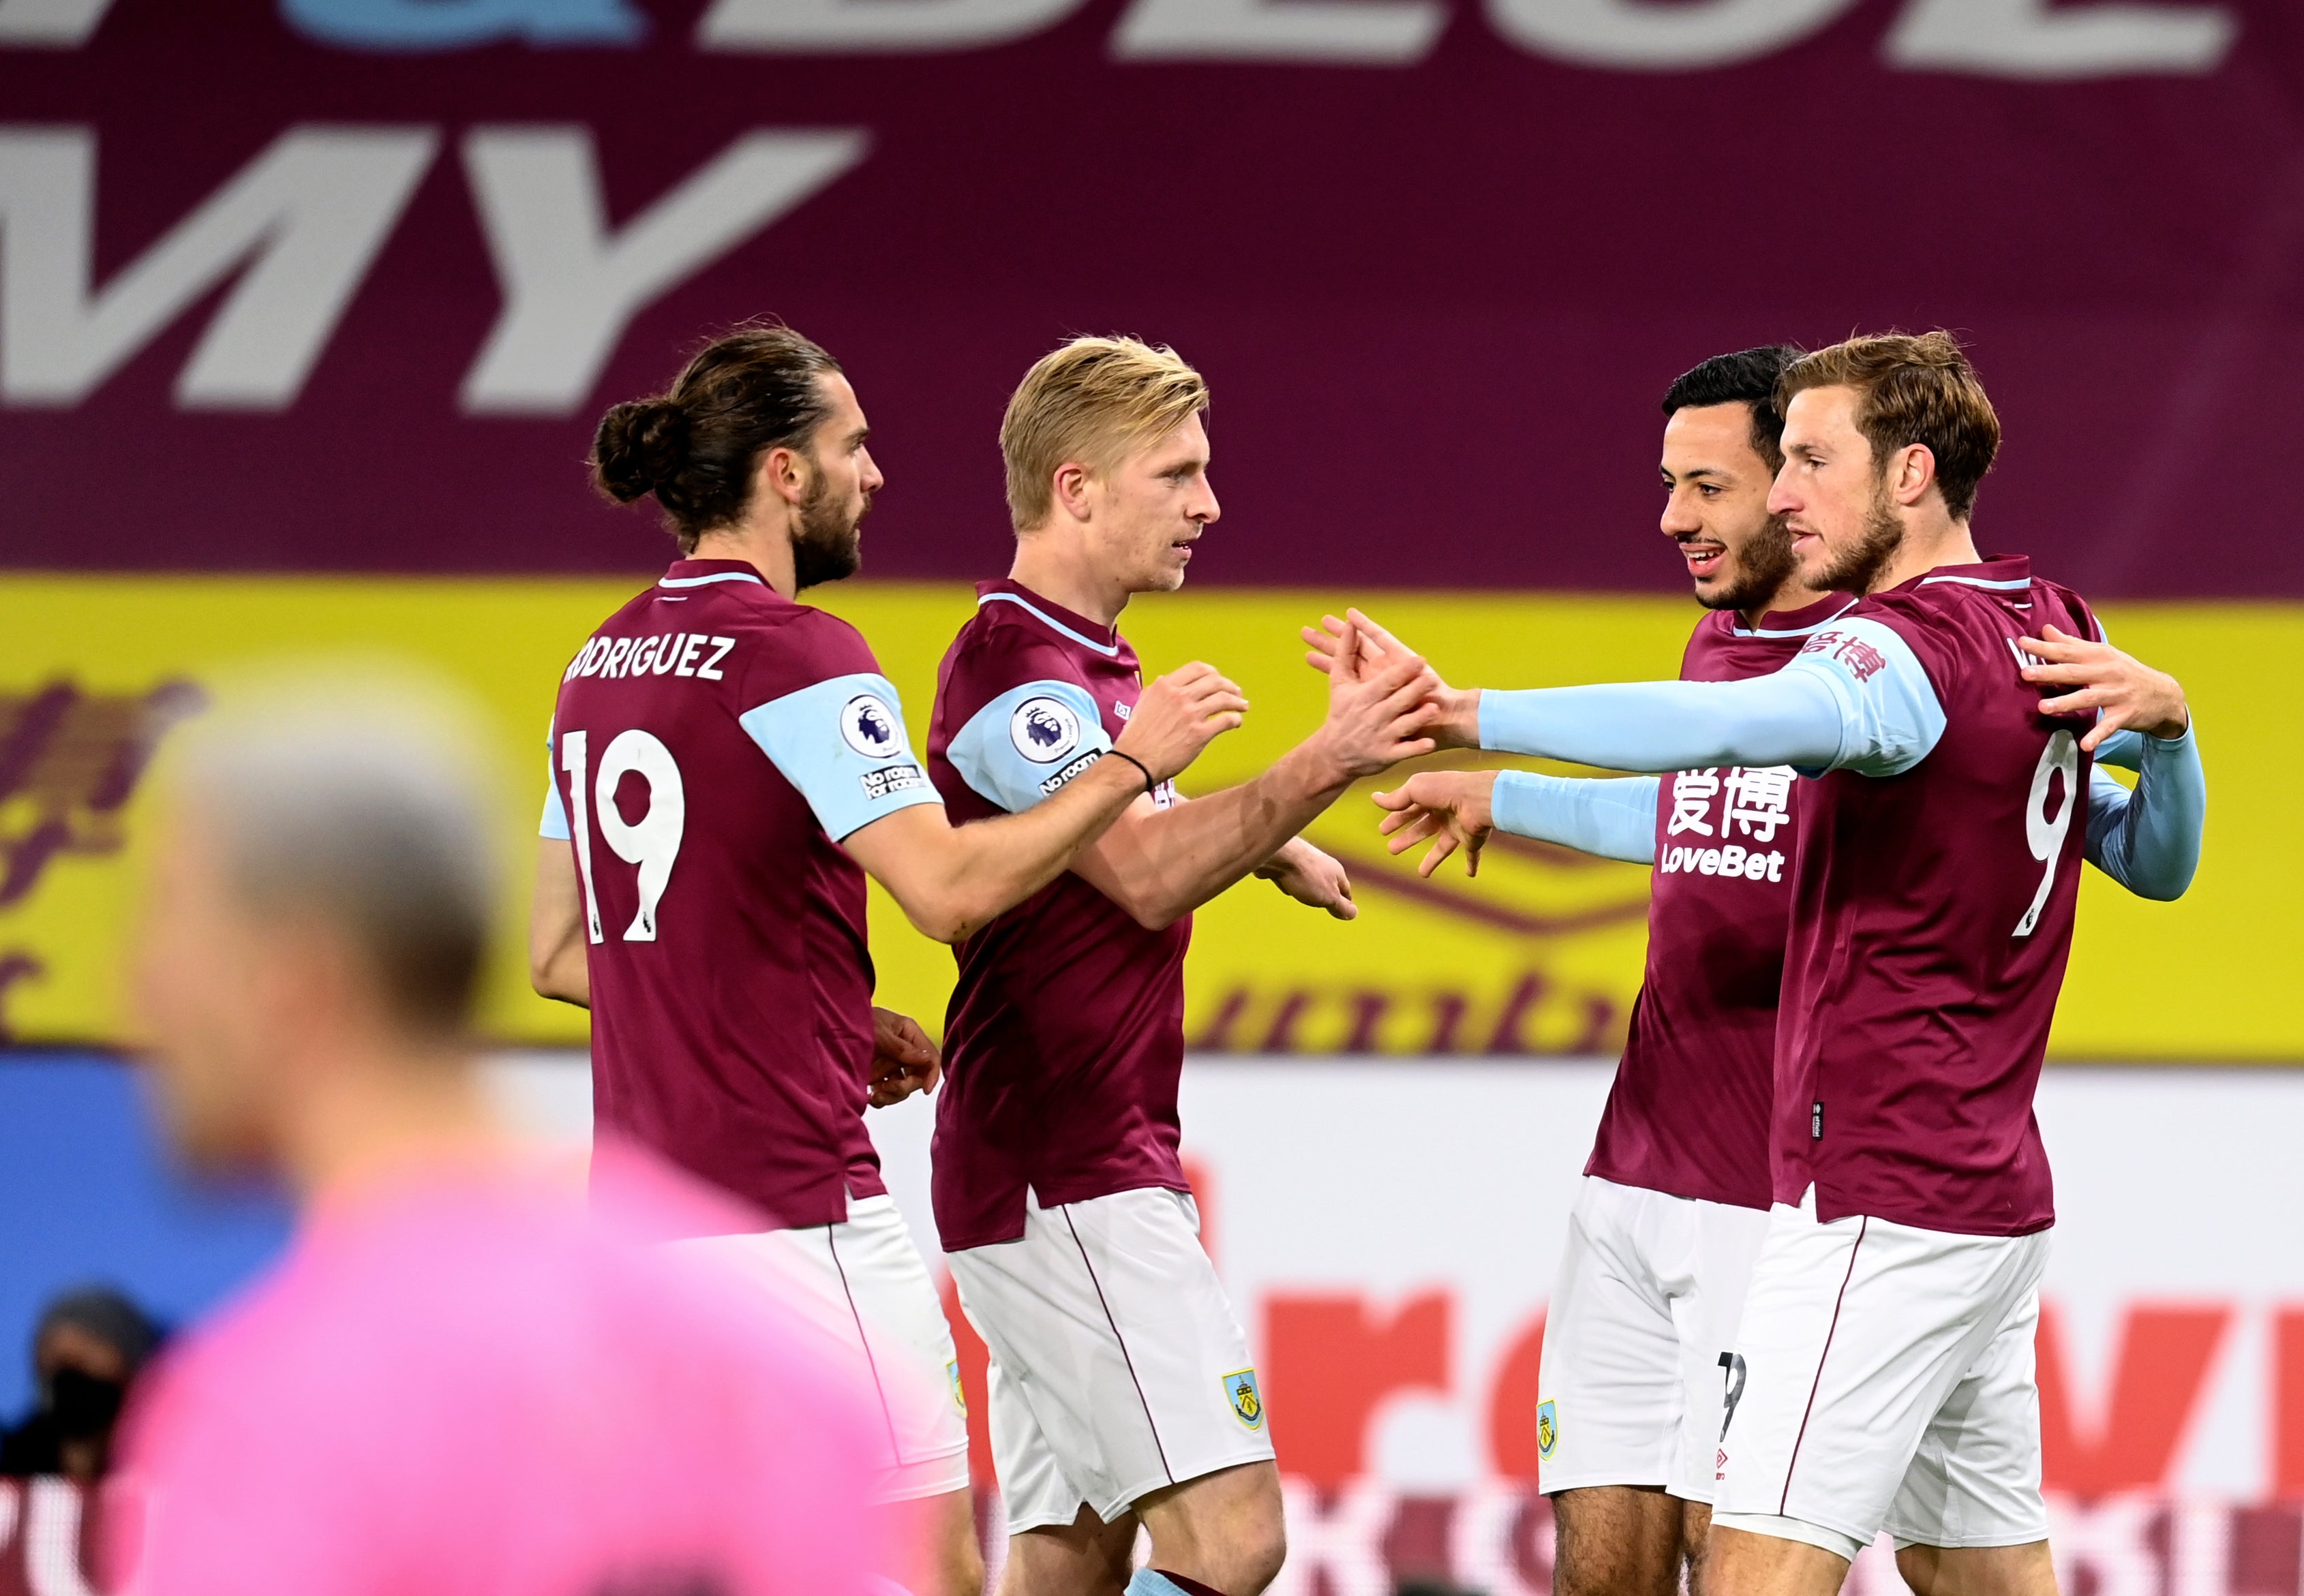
0, 0, 115, 46
698, 0, 1084, 52
1112, 0, 1442, 62
1487, 0, 1860, 68
457, 127, 868, 414
1883, 0, 2232, 76
0, 125, 438, 408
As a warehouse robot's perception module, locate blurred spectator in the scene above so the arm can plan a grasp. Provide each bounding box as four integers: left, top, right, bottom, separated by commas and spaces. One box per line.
111, 674, 890, 1596
0, 1285, 162, 1481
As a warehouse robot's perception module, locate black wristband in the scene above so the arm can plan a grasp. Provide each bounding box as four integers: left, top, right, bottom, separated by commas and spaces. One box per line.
1104, 748, 1157, 797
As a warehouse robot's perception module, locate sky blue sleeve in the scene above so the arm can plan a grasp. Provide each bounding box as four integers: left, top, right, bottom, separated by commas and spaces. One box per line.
2093, 727, 2143, 771
539, 726, 569, 840
1475, 617, 1944, 778
2084, 724, 2204, 900
945, 679, 1112, 814
1490, 773, 1659, 864
738, 671, 943, 842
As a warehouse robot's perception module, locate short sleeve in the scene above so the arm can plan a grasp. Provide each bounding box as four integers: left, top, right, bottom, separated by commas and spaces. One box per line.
539, 727, 569, 841
1777, 615, 1947, 778
945, 679, 1114, 814
738, 673, 943, 841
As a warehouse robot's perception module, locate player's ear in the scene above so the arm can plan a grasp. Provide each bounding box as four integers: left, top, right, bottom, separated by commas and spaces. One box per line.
1891, 443, 1937, 508
754, 444, 805, 508
1050, 461, 1093, 523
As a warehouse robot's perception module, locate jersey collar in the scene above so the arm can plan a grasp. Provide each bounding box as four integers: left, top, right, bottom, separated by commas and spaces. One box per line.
1895, 553, 2033, 595
975, 580, 1122, 657
1732, 592, 1861, 638
660, 557, 771, 591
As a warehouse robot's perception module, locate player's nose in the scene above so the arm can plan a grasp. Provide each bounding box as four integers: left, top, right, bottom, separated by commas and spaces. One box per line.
858, 448, 886, 494
1660, 489, 1701, 537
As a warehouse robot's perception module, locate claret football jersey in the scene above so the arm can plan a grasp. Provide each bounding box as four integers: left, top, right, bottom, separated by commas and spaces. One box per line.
924, 580, 1189, 1252
542, 558, 944, 1231
1772, 555, 2098, 1236
1585, 593, 1857, 1210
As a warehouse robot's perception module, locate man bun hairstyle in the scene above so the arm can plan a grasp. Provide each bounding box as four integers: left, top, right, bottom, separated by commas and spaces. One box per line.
1776, 331, 2001, 522
1001, 336, 1209, 532
1661, 344, 1805, 473
592, 323, 843, 553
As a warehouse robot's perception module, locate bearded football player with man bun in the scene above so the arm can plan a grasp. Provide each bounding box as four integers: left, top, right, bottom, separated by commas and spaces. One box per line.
528, 323, 1252, 1596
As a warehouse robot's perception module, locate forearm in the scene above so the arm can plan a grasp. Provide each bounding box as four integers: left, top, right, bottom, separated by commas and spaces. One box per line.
2085, 724, 2204, 900
533, 943, 590, 1007
1089, 741, 1347, 927
1476, 675, 1847, 772
881, 756, 1148, 942
1491, 773, 1661, 864
528, 845, 591, 1007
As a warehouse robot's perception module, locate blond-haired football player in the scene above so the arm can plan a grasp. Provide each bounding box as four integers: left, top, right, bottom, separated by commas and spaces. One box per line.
924, 337, 1441, 1596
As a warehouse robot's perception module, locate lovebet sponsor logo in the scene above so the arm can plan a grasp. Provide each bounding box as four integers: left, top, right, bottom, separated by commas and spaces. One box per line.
1657, 843, 1785, 883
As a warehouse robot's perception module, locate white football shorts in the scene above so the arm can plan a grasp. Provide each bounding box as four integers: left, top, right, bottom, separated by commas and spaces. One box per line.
1536, 1174, 1771, 1503
1712, 1187, 2051, 1561
667, 1193, 971, 1503
947, 1186, 1276, 1535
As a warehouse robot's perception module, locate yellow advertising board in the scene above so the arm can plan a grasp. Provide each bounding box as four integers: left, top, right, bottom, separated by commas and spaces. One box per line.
0, 576, 2288, 1058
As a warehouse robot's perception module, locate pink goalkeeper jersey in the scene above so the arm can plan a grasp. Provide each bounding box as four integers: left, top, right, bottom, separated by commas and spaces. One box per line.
544, 559, 945, 1232
1584, 593, 1856, 1210
117, 1145, 881, 1596
1775, 556, 2097, 1236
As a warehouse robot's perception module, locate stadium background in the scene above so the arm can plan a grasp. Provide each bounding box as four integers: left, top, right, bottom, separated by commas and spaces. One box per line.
4, 0, 2303, 1587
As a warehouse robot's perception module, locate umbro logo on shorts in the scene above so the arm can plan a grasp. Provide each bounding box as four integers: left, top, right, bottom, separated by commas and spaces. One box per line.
1223, 1369, 1264, 1430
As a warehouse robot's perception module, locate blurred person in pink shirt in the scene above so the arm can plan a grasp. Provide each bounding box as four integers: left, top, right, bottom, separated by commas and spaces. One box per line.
116, 677, 894, 1596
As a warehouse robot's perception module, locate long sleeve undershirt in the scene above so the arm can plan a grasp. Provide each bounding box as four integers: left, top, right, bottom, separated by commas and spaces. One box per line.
1477, 615, 2204, 896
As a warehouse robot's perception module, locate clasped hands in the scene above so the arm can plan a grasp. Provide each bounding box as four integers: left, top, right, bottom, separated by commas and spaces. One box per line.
1301, 607, 1499, 881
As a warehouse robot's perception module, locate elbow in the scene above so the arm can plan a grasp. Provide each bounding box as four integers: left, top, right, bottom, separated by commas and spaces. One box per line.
1110, 880, 1185, 931
2144, 864, 2200, 902
909, 889, 995, 946
529, 941, 586, 1004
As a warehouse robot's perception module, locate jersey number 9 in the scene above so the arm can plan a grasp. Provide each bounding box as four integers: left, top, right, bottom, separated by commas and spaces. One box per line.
2015, 728, 2079, 939
561, 728, 687, 943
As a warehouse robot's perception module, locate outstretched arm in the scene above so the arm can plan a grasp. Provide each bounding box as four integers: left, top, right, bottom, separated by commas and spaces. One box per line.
843, 663, 1250, 943
1367, 769, 1660, 878
1305, 606, 1933, 775
1068, 624, 1439, 929
1494, 773, 1660, 863
1307, 605, 1939, 777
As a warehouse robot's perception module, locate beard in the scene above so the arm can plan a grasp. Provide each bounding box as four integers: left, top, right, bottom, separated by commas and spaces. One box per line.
1813, 476, 1905, 595
790, 471, 867, 590
1695, 515, 1800, 614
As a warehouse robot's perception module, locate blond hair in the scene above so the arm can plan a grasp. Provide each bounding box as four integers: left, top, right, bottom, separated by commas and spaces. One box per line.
1000, 337, 1208, 531
1776, 331, 2000, 521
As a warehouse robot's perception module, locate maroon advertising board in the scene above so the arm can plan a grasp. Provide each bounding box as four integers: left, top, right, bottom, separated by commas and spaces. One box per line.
0, 0, 2297, 594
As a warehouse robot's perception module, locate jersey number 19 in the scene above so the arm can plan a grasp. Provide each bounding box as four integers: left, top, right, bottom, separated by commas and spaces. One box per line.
562, 728, 687, 944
